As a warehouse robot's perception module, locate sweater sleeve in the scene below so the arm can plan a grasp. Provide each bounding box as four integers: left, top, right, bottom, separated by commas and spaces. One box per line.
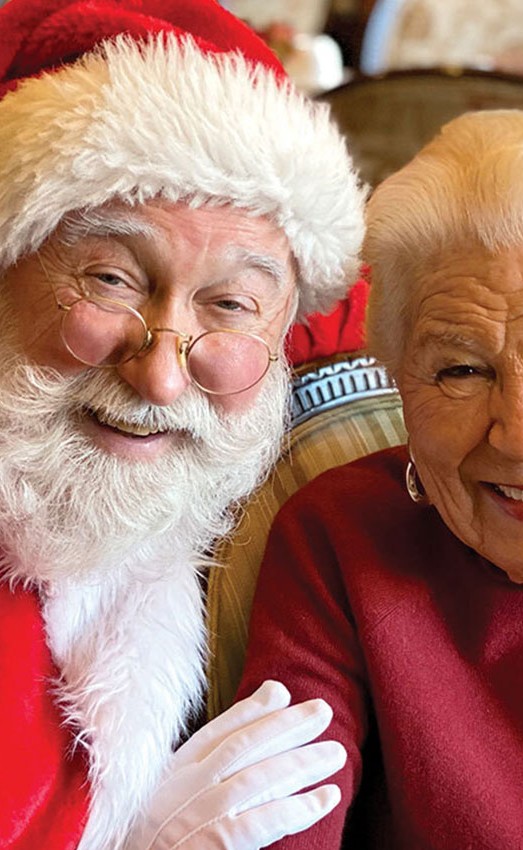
235, 478, 370, 849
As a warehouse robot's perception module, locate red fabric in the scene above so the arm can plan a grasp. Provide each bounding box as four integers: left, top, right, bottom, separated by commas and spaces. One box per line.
0, 0, 286, 97
238, 446, 523, 849
286, 277, 369, 368
0, 582, 89, 850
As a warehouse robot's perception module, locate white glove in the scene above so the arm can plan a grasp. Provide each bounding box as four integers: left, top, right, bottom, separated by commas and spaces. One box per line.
126, 680, 347, 850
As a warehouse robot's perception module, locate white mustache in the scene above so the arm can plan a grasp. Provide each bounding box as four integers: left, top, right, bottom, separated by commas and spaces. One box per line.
1, 359, 209, 433
5, 358, 282, 448
78, 384, 227, 443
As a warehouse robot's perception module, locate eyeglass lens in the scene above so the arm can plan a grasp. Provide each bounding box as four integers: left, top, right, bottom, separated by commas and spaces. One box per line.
61, 298, 147, 366
187, 331, 271, 394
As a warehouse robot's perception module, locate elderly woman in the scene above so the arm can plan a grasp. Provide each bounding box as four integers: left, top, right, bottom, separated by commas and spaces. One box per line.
236, 108, 523, 850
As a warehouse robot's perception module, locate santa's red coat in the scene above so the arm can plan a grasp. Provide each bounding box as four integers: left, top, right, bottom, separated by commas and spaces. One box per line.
0, 583, 89, 849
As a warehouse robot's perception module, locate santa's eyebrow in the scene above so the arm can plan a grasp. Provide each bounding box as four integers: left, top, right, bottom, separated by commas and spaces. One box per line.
224, 246, 288, 289
58, 215, 290, 287
58, 209, 159, 245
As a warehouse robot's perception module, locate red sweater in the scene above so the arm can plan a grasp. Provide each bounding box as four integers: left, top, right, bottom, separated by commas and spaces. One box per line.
237, 446, 523, 850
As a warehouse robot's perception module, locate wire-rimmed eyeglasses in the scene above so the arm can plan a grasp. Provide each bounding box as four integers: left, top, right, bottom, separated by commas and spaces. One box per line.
38, 256, 279, 396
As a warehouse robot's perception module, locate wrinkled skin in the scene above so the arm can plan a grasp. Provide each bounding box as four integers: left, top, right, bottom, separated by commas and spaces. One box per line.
4, 199, 296, 461
398, 243, 523, 582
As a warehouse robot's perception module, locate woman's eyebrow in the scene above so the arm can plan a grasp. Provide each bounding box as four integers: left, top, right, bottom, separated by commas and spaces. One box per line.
416, 330, 482, 351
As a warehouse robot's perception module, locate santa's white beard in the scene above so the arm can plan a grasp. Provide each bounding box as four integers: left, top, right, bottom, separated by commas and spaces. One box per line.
0, 350, 290, 585
0, 312, 291, 848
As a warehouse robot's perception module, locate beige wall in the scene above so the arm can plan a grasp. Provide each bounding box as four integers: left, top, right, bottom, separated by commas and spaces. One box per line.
227, 0, 333, 33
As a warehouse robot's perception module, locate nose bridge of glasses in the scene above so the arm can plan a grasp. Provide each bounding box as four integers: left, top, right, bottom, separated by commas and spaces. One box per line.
145, 326, 192, 366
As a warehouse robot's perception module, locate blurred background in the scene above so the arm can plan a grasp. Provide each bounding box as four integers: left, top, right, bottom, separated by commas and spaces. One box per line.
221, 0, 523, 186
2, 0, 523, 186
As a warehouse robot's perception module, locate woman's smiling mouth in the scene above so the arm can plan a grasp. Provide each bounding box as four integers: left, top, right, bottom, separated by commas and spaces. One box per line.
486, 482, 523, 502
482, 481, 523, 522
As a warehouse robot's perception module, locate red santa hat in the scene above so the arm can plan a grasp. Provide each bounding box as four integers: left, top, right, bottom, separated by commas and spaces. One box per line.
0, 0, 366, 318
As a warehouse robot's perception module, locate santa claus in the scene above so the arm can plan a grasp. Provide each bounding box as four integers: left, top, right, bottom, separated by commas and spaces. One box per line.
0, 1, 366, 847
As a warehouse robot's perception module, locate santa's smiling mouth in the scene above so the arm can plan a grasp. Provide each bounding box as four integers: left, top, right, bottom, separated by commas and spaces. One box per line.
84, 406, 167, 438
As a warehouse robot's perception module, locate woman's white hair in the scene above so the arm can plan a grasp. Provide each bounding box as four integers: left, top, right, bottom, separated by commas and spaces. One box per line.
364, 108, 523, 377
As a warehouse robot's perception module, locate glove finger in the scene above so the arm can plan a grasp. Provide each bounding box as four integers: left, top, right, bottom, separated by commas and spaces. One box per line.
230, 739, 347, 814
172, 785, 343, 850
171, 680, 291, 767
211, 697, 334, 780
252, 784, 342, 848
127, 741, 345, 850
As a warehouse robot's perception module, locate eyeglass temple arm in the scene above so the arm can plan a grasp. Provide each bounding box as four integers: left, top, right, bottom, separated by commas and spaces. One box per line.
36, 252, 71, 312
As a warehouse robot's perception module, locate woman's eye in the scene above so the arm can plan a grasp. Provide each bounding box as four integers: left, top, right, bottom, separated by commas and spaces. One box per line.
436, 364, 482, 380
435, 363, 495, 394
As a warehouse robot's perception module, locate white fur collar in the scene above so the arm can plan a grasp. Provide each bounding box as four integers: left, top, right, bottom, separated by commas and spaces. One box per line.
43, 548, 207, 850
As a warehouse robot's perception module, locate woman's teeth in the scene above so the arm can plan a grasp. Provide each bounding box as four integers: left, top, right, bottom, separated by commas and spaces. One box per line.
493, 484, 523, 501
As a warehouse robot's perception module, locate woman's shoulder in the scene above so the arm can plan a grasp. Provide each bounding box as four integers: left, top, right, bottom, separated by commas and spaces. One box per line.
344, 443, 408, 480
275, 443, 445, 561
286, 444, 410, 513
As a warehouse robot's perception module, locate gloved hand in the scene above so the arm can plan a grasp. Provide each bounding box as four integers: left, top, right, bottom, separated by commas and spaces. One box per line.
126, 679, 346, 850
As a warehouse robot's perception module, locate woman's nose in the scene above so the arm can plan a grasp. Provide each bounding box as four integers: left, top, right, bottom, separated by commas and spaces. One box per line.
488, 377, 523, 460
116, 331, 191, 406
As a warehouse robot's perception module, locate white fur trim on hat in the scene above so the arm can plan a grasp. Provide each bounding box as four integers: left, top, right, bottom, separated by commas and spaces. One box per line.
0, 34, 366, 317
